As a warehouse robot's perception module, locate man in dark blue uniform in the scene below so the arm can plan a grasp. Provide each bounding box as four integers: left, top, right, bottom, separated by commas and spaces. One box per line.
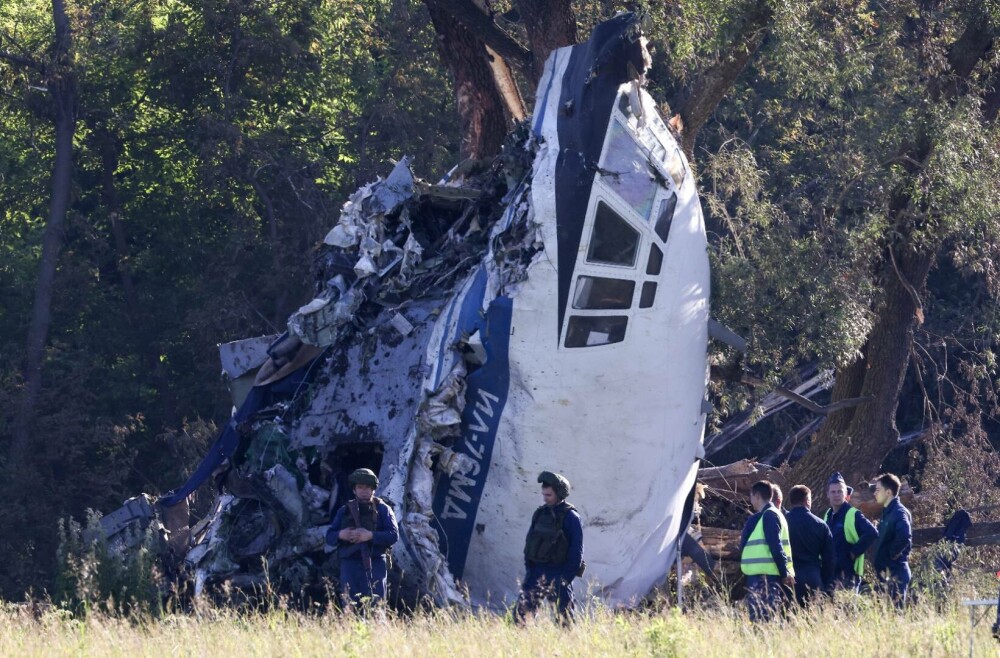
824, 472, 877, 592
326, 468, 399, 610
515, 471, 584, 624
785, 485, 834, 605
872, 472, 912, 608
739, 480, 795, 622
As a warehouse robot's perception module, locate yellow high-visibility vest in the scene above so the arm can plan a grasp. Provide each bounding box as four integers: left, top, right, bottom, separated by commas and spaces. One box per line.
741, 506, 795, 577
825, 506, 865, 576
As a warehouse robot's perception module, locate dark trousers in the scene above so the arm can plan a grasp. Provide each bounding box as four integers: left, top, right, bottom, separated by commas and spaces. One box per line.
831, 567, 861, 593
515, 570, 574, 624
745, 575, 785, 622
878, 561, 911, 609
793, 565, 824, 606
340, 555, 388, 607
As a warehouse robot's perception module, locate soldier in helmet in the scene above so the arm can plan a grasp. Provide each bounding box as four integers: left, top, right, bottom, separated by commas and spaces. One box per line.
514, 471, 584, 624
326, 468, 399, 609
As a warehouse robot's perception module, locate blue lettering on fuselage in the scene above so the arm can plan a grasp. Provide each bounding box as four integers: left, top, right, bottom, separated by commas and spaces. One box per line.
432, 296, 513, 579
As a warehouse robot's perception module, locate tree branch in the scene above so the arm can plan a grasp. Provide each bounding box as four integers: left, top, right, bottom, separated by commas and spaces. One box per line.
425, 0, 532, 72
0, 50, 38, 69
675, 0, 773, 156
739, 372, 872, 415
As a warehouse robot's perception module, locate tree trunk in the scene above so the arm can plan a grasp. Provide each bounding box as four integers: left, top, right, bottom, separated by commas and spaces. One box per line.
95, 128, 180, 417
788, 12, 994, 499
98, 133, 140, 323
9, 0, 76, 480
249, 178, 289, 326
425, 0, 514, 160
790, 247, 936, 495
514, 0, 577, 84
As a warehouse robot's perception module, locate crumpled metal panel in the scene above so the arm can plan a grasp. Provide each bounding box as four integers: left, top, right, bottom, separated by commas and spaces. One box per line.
218, 335, 277, 380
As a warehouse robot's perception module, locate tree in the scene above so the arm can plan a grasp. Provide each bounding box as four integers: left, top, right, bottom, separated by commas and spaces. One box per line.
2, 0, 77, 491
698, 1, 1000, 495
787, 3, 998, 492
423, 0, 528, 159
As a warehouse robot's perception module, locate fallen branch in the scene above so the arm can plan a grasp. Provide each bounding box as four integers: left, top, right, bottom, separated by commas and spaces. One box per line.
739, 372, 872, 415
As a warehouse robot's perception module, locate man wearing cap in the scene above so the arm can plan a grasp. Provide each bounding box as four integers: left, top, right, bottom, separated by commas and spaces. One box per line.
823, 471, 877, 592
872, 472, 912, 608
326, 468, 399, 609
515, 471, 584, 624
739, 480, 795, 621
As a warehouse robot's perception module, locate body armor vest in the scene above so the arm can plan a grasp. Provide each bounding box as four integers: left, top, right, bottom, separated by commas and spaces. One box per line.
338, 497, 381, 558
525, 502, 574, 565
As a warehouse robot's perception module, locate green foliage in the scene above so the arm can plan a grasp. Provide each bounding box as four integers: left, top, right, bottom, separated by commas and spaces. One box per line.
643, 609, 690, 657
54, 511, 163, 617
0, 0, 458, 599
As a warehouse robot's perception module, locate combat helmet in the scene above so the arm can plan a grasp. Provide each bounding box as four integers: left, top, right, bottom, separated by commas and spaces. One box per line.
348, 468, 379, 488
537, 471, 571, 500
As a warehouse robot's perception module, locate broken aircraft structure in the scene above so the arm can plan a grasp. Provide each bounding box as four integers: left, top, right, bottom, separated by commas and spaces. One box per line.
104, 13, 712, 609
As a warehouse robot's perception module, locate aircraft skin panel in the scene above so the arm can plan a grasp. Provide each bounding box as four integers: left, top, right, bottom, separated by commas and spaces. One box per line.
527, 44, 570, 259
400, 13, 709, 608
451, 22, 709, 606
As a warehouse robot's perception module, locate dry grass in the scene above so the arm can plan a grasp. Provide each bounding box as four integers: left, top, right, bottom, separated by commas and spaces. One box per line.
1, 589, 998, 658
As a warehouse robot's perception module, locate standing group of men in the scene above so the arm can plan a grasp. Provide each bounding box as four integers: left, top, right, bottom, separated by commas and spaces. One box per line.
324, 467, 584, 623
739, 471, 913, 621
322, 464, 914, 623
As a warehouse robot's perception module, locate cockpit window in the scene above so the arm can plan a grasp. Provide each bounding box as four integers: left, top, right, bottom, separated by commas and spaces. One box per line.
564, 315, 628, 348
601, 120, 658, 220
639, 282, 657, 309
646, 244, 663, 275
572, 276, 635, 310
587, 201, 640, 266
654, 193, 676, 243
666, 147, 686, 187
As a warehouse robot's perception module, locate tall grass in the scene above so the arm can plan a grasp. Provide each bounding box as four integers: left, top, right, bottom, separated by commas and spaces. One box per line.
0, 592, 997, 658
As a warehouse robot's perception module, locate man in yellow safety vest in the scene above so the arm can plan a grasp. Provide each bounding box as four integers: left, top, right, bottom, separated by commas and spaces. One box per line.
739, 480, 795, 621
823, 472, 877, 592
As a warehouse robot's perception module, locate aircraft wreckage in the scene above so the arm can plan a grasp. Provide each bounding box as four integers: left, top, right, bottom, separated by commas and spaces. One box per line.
100, 14, 717, 608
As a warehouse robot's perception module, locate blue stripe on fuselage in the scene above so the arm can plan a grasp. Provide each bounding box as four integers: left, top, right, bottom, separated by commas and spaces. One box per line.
553, 13, 647, 338
532, 51, 560, 138
431, 296, 513, 580
431, 266, 488, 389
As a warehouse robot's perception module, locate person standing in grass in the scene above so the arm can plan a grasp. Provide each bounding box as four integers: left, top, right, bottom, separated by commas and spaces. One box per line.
872, 472, 912, 608
515, 471, 584, 625
327, 468, 399, 611
785, 484, 834, 605
739, 480, 795, 621
823, 471, 878, 592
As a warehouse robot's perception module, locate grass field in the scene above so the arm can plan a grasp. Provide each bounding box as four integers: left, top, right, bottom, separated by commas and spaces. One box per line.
1, 591, 998, 658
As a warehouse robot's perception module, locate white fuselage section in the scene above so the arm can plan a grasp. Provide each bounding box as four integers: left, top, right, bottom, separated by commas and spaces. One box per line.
432, 45, 710, 606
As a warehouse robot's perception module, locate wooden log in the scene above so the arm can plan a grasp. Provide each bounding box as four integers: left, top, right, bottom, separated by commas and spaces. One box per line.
697, 526, 742, 561
699, 460, 919, 520
698, 460, 789, 502
912, 520, 1000, 548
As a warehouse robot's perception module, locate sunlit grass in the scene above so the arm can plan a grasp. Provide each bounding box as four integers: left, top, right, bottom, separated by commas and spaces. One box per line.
1, 589, 998, 658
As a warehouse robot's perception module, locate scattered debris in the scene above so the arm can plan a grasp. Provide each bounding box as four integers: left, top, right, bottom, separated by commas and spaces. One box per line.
97, 13, 715, 610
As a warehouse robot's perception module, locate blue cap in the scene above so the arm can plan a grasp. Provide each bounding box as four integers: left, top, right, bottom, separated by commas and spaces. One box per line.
828, 472, 847, 486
